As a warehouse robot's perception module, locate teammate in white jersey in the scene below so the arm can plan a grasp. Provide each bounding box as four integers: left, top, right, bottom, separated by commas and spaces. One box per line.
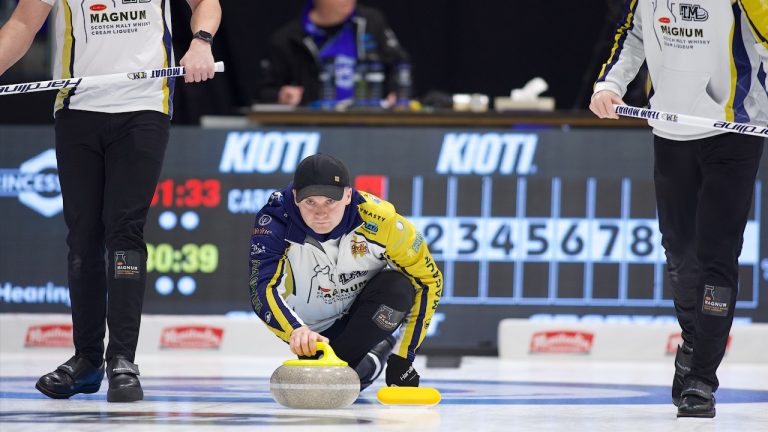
0, 0, 221, 402
589, 0, 767, 419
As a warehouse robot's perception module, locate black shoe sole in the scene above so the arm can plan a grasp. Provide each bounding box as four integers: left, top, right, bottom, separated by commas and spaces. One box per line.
35, 382, 101, 399
677, 409, 716, 419
107, 386, 144, 402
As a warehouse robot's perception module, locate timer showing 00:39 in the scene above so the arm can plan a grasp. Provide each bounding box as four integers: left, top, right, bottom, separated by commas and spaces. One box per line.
147, 243, 219, 273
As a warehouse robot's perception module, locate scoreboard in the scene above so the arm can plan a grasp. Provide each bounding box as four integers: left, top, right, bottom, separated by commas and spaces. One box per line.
408, 178, 760, 308
1, 125, 765, 352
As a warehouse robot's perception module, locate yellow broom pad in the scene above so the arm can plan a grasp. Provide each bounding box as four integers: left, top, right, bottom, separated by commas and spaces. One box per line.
376, 387, 441, 406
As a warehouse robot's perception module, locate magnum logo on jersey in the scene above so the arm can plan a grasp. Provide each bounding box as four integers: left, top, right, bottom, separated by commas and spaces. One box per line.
90, 10, 147, 23
659, 26, 704, 38
315, 282, 366, 304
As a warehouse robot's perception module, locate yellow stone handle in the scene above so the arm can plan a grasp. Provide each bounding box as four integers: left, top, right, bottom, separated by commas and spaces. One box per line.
283, 341, 349, 367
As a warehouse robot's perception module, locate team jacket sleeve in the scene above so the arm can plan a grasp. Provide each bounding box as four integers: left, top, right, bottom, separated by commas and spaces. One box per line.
593, 0, 646, 98
739, 0, 768, 65
249, 208, 304, 343
383, 213, 443, 362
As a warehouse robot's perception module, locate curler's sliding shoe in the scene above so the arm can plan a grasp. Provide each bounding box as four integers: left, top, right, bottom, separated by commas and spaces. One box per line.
35, 355, 104, 399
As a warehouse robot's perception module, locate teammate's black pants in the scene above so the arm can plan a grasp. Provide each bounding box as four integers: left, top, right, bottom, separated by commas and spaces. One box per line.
654, 133, 763, 390
321, 270, 415, 368
55, 109, 169, 365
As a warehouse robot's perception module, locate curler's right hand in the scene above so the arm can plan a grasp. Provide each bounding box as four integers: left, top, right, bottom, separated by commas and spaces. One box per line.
289, 325, 329, 357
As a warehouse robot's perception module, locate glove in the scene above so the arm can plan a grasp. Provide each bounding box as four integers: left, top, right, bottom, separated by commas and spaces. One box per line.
385, 354, 420, 387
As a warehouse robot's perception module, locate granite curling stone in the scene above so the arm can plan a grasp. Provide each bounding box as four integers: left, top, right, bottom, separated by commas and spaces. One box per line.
270, 341, 360, 409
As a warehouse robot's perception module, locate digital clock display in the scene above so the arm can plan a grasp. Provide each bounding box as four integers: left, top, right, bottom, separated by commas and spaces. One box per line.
151, 178, 221, 208
146, 243, 219, 274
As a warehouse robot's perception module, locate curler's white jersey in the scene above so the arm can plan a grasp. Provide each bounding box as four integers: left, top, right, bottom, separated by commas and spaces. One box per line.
41, 0, 175, 116
594, 0, 768, 140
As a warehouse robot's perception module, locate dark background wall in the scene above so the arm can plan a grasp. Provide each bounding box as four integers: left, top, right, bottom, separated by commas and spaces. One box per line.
0, 0, 640, 124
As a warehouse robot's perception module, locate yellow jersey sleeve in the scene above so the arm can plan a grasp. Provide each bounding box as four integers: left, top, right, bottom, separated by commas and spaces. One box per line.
739, 0, 768, 52
358, 191, 443, 361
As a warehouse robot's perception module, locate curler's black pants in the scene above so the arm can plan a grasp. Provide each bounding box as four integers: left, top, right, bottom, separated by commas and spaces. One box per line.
654, 133, 763, 390
55, 109, 169, 365
321, 270, 415, 368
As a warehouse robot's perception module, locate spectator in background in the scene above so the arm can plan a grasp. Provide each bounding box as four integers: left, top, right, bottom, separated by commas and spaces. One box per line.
258, 0, 408, 107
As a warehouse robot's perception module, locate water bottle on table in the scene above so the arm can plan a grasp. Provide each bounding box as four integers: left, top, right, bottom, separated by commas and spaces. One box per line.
395, 62, 412, 110
318, 58, 336, 110
364, 54, 384, 108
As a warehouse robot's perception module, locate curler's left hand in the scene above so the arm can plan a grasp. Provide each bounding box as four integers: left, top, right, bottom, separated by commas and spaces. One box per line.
385, 354, 420, 387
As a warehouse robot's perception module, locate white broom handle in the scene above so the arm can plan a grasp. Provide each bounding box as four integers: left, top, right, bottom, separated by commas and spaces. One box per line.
613, 104, 768, 138
0, 61, 225, 96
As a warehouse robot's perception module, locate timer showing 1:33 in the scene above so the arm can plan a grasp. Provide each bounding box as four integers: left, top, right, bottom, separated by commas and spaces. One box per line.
151, 178, 221, 208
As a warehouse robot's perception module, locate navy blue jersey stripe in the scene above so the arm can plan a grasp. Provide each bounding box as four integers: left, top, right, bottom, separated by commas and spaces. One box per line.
758, 64, 767, 96
390, 257, 430, 361
161, 0, 175, 117
732, 4, 753, 123
596, 0, 638, 83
